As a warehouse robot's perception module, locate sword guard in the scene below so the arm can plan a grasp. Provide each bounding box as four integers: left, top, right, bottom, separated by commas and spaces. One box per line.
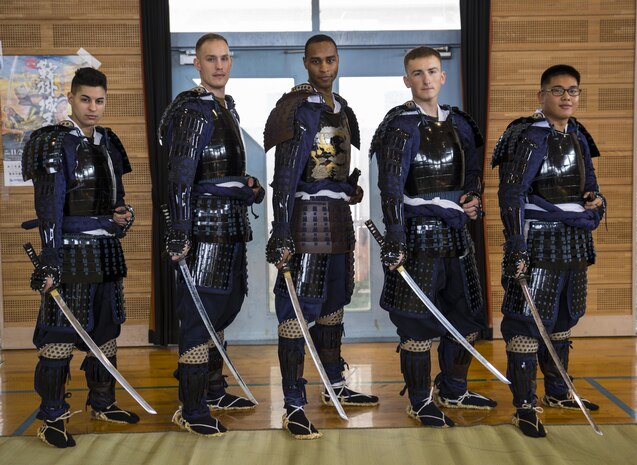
280, 262, 293, 274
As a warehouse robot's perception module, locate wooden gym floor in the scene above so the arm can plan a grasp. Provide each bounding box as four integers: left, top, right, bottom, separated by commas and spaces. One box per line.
0, 338, 635, 437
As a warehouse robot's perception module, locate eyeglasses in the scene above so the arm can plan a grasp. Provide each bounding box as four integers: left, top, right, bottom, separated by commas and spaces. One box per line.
542, 86, 581, 97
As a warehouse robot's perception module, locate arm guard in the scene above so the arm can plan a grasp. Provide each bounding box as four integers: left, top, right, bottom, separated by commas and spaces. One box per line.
24, 126, 70, 268
376, 127, 409, 244
266, 122, 306, 264
496, 123, 538, 253
163, 101, 208, 233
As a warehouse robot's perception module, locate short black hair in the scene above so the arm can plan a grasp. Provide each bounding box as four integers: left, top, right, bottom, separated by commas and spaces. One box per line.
541, 64, 581, 87
195, 33, 229, 54
304, 34, 338, 57
403, 46, 442, 72
71, 67, 107, 93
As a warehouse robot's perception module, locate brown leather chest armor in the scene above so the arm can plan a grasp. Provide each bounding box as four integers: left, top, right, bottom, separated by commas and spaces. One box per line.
405, 119, 464, 196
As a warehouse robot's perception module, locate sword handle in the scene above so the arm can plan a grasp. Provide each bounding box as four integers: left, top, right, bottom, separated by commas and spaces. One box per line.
23, 242, 41, 267
364, 219, 385, 246
160, 204, 172, 229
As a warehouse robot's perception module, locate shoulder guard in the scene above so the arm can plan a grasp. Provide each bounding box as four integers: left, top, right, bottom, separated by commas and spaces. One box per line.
101, 127, 132, 174
158, 86, 208, 145
225, 94, 236, 110
572, 118, 600, 158
369, 101, 416, 158
334, 93, 360, 150
263, 85, 316, 153
21, 122, 74, 180
447, 106, 484, 148
491, 115, 540, 168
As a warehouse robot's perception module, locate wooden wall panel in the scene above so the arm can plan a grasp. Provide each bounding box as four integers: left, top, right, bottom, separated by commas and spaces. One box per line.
487, 1, 636, 336
0, 1, 151, 346
491, 0, 636, 16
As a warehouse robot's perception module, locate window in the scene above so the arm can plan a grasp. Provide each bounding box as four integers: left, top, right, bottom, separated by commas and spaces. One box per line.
169, 0, 312, 32
320, 0, 460, 31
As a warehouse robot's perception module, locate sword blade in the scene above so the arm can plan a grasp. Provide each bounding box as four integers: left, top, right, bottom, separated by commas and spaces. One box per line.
282, 271, 349, 421
178, 260, 258, 405
49, 289, 157, 414
518, 278, 603, 435
396, 266, 510, 385
364, 219, 509, 384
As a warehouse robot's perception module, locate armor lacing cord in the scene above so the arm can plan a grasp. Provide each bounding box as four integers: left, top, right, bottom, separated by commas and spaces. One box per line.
41, 409, 81, 423
37, 409, 82, 445
519, 403, 544, 415
282, 402, 323, 440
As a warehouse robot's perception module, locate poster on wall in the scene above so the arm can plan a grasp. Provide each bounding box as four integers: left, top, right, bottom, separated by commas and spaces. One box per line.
0, 55, 85, 187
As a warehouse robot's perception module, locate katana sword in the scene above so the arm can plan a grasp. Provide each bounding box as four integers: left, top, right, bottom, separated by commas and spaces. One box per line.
281, 266, 349, 421
161, 205, 258, 405
518, 277, 603, 435
23, 243, 157, 415
365, 219, 510, 385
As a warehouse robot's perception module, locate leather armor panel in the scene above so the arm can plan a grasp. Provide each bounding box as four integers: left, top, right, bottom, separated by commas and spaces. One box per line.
291, 199, 355, 253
